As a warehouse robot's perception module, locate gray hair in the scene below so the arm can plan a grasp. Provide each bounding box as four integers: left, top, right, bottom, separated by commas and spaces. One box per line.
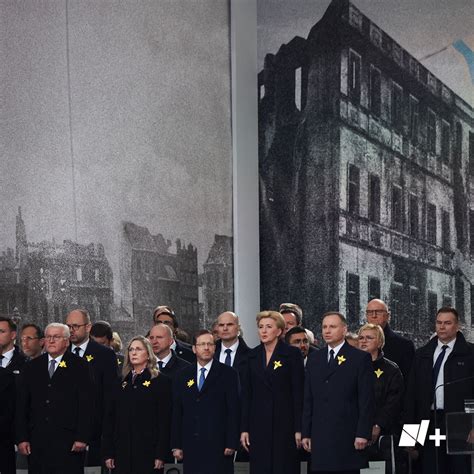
45, 323, 70, 338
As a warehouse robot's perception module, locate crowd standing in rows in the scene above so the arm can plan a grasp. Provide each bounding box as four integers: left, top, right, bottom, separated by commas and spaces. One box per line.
0, 299, 473, 474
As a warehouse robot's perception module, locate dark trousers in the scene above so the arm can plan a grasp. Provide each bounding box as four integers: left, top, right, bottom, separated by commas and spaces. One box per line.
421, 411, 471, 474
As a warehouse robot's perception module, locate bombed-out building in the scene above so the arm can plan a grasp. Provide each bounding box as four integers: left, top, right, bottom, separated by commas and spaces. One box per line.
0, 207, 114, 327
259, 0, 473, 343
120, 222, 199, 336
201, 234, 234, 325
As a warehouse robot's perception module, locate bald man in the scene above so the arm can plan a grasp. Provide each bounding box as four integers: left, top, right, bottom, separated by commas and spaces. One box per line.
65, 309, 118, 466
214, 311, 251, 375
365, 299, 415, 380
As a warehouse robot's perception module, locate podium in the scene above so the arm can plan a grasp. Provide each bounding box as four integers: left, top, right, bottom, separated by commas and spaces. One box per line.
446, 411, 474, 473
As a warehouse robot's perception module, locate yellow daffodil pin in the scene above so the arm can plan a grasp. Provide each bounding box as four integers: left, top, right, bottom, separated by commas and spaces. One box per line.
374, 369, 384, 379
58, 360, 67, 368
273, 360, 282, 370
143, 380, 151, 387
122, 381, 128, 389
187, 379, 195, 388
337, 355, 346, 365
117, 358, 122, 365
85, 355, 94, 362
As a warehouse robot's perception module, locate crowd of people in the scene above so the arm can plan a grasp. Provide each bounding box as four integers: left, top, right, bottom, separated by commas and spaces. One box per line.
0, 300, 473, 474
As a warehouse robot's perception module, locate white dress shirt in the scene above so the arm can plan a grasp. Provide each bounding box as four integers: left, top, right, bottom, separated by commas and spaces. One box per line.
196, 360, 213, 382
0, 347, 14, 368
71, 339, 89, 358
432, 338, 456, 410
219, 340, 239, 366
47, 353, 64, 375
157, 351, 173, 368
327, 340, 345, 361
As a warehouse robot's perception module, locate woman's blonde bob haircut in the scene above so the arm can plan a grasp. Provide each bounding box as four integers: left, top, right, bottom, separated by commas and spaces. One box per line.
358, 323, 385, 348
122, 335, 159, 380
256, 310, 286, 330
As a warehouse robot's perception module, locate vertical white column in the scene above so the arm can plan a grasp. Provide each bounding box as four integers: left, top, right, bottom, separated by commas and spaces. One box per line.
230, 0, 260, 346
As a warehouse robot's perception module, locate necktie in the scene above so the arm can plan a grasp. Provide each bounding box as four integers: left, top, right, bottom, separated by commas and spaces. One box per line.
74, 347, 81, 357
0, 355, 4, 368
48, 359, 56, 378
198, 367, 206, 391
158, 361, 164, 371
328, 349, 336, 369
224, 348, 232, 366
432, 345, 448, 396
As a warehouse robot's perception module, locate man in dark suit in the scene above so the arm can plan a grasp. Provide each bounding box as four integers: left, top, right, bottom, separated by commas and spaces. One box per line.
214, 311, 251, 374
148, 322, 190, 379
20, 323, 44, 360
0, 316, 27, 374
172, 330, 240, 474
16, 322, 93, 474
66, 309, 119, 466
153, 305, 195, 363
365, 299, 415, 380
404, 307, 473, 474
285, 326, 311, 365
302, 312, 375, 474
0, 366, 15, 474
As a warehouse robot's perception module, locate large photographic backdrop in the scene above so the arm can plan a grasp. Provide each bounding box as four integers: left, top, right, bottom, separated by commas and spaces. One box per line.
0, 0, 234, 342
258, 0, 474, 344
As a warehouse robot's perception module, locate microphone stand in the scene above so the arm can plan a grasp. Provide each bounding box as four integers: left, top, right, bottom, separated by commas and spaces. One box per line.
433, 375, 474, 474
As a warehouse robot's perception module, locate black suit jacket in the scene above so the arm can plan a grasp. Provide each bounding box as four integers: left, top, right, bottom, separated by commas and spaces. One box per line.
383, 324, 415, 381
16, 351, 94, 470
0, 368, 15, 474
214, 337, 251, 375
302, 342, 375, 471
404, 332, 474, 424
172, 361, 240, 474
174, 340, 195, 363
160, 350, 190, 380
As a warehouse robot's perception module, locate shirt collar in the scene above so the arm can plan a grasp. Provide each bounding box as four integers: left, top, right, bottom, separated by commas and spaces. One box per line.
197, 359, 213, 373
158, 351, 173, 364
220, 339, 239, 354
48, 353, 64, 363
327, 340, 345, 357
72, 339, 89, 353
1, 347, 15, 363
437, 338, 456, 350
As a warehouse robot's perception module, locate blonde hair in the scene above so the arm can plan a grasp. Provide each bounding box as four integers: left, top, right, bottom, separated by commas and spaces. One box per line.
111, 331, 123, 353
123, 336, 159, 380
256, 311, 285, 330
358, 323, 385, 348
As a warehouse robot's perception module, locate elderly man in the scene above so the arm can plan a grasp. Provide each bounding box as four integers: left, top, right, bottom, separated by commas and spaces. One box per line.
66, 309, 118, 466
153, 305, 195, 363
172, 330, 240, 474
149, 323, 190, 379
16, 323, 93, 474
404, 307, 474, 474
214, 311, 251, 373
0, 316, 26, 374
302, 312, 374, 474
20, 324, 44, 360
365, 299, 414, 380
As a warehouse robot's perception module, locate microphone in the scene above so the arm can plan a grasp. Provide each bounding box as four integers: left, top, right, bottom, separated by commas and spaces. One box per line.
435, 374, 474, 392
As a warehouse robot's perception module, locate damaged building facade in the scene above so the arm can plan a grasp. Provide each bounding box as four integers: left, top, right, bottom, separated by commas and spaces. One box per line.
259, 0, 473, 343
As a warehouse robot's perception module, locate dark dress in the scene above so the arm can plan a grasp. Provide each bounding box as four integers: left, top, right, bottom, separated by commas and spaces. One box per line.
241, 340, 304, 474
0, 368, 15, 474
102, 369, 172, 474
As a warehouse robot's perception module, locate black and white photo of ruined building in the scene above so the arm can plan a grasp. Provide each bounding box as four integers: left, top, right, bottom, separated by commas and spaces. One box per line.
0, 1, 234, 343
258, 0, 473, 344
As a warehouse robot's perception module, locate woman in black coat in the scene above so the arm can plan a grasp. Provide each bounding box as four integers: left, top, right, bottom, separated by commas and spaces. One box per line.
103, 335, 172, 474
241, 311, 304, 474
359, 323, 404, 472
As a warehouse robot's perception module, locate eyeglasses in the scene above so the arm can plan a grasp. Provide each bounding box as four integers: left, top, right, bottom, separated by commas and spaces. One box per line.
20, 336, 40, 342
195, 342, 215, 348
66, 323, 88, 331
128, 347, 145, 353
45, 335, 66, 341
365, 310, 387, 317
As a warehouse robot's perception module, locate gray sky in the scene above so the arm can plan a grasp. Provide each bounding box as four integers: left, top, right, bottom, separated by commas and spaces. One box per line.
258, 0, 473, 105
1, 0, 232, 296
